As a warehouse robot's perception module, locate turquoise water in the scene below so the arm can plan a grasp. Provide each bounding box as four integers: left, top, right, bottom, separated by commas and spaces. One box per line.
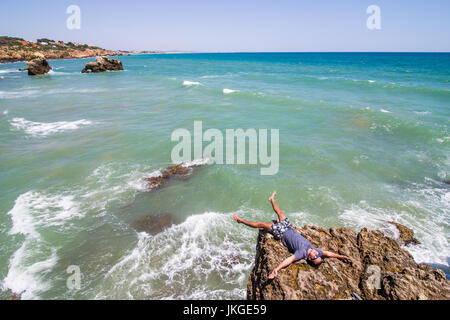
0, 53, 449, 299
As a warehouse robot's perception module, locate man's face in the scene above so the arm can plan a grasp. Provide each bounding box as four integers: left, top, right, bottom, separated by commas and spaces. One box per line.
308, 249, 322, 265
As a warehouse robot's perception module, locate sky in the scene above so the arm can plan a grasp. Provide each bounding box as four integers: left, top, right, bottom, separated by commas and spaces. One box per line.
1, 0, 449, 52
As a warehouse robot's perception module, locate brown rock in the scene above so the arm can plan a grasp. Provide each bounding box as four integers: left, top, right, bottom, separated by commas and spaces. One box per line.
143, 162, 204, 191
166, 164, 192, 176
6, 293, 21, 300
131, 213, 174, 235
388, 221, 421, 246
81, 56, 123, 73
247, 224, 450, 300
22, 53, 52, 75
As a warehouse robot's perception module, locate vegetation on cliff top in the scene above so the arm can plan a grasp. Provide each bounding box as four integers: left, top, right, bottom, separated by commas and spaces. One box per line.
0, 36, 124, 63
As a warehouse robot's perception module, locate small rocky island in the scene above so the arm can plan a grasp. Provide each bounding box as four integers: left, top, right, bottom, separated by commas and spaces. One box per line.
19, 52, 52, 75
248, 223, 449, 300
17, 54, 124, 76
81, 56, 124, 73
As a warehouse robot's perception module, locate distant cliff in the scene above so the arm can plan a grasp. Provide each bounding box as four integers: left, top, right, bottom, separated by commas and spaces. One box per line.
248, 223, 449, 300
0, 36, 127, 63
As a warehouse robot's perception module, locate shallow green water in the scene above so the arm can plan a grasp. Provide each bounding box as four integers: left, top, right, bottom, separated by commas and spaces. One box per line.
0, 53, 449, 299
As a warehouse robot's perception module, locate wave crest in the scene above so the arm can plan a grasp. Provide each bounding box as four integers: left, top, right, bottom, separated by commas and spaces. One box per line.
10, 118, 95, 137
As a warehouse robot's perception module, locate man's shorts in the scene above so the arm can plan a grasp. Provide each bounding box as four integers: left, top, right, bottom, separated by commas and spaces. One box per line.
270, 217, 292, 240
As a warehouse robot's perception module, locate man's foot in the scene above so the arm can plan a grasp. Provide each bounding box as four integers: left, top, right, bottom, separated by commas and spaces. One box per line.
269, 191, 277, 202
233, 213, 243, 224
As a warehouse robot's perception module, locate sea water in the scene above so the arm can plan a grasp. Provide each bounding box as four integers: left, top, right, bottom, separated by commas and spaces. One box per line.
0, 53, 449, 299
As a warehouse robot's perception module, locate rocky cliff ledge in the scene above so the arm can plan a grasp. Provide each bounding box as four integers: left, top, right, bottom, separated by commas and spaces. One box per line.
0, 36, 125, 63
247, 223, 449, 300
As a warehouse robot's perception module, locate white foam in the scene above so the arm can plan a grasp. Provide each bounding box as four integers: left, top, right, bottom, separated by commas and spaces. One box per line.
0, 88, 106, 99
181, 158, 210, 167
47, 70, 71, 76
83, 163, 151, 210
10, 118, 95, 137
101, 211, 255, 299
0, 69, 19, 74
3, 191, 83, 299
368, 80, 376, 83
339, 198, 449, 266
130, 169, 163, 191
223, 88, 239, 94
8, 191, 82, 237
0, 90, 39, 99
436, 137, 450, 144
81, 162, 173, 213
340, 202, 400, 239
2, 109, 8, 115
2, 245, 58, 300
380, 109, 392, 113
183, 80, 201, 86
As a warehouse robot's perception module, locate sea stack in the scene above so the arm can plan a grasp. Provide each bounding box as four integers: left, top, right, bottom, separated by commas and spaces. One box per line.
21, 52, 52, 75
81, 56, 123, 73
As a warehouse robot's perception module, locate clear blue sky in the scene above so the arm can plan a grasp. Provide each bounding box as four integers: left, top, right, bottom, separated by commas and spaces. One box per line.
1, 0, 449, 52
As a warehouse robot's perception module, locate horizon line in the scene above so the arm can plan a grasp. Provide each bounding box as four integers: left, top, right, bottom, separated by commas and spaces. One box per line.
130, 51, 450, 54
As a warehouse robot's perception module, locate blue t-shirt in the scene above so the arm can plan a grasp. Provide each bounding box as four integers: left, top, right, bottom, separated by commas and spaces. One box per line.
281, 228, 323, 261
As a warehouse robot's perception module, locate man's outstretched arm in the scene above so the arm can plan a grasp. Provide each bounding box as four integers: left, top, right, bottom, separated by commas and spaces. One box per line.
322, 251, 352, 262
268, 255, 296, 279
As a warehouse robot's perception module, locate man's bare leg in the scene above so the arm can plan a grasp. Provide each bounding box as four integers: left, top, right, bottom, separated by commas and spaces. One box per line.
234, 214, 272, 231
269, 191, 286, 222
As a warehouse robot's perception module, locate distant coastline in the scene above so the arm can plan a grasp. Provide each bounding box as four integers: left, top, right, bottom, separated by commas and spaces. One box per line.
0, 36, 178, 64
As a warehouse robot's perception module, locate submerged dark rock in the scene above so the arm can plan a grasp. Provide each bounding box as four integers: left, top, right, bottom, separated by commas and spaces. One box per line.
81, 56, 123, 73
143, 162, 205, 191
220, 254, 241, 268
131, 213, 175, 235
247, 223, 449, 300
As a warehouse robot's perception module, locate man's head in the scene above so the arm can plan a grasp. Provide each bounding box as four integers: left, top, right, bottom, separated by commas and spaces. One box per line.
307, 248, 323, 265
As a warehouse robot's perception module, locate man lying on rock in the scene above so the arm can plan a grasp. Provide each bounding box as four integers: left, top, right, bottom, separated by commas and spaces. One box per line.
234, 192, 352, 279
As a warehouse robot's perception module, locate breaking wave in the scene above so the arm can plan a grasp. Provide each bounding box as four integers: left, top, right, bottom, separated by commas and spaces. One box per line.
99, 211, 255, 300
223, 88, 240, 94
2, 191, 83, 299
10, 118, 95, 137
183, 80, 201, 86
